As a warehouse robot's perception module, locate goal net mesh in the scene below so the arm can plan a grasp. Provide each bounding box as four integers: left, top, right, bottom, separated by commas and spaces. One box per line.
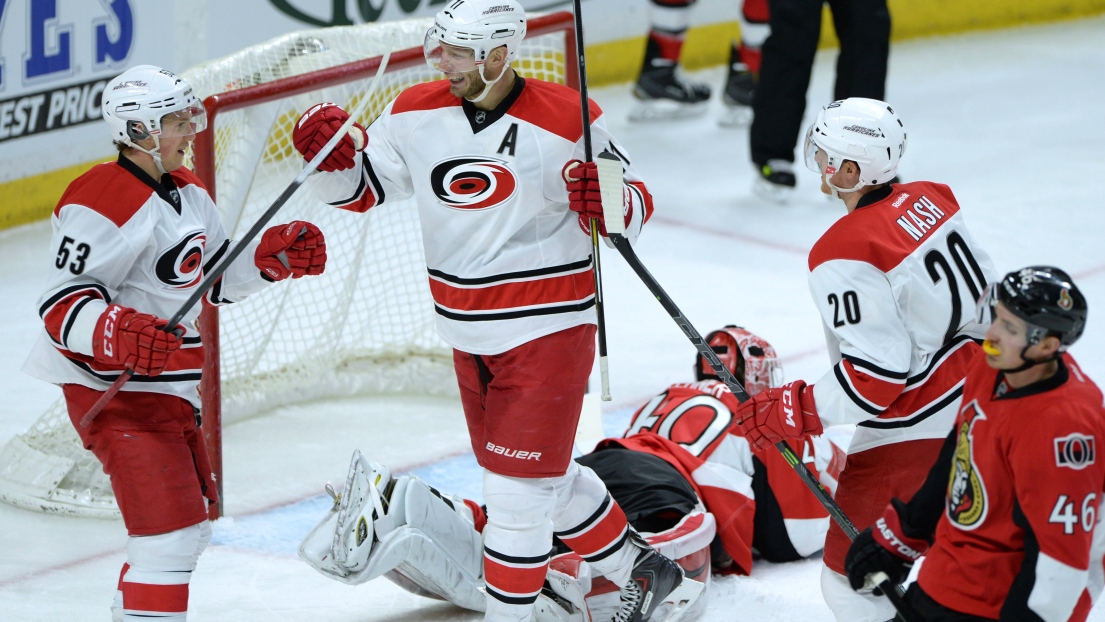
0, 13, 573, 518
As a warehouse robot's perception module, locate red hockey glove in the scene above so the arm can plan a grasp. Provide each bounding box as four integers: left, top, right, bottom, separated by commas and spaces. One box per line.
92, 304, 182, 376
563, 159, 630, 237
256, 221, 327, 282
734, 380, 823, 451
293, 103, 367, 172
845, 500, 928, 594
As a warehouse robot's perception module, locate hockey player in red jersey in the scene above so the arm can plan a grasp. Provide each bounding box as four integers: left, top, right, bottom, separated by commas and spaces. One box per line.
299, 325, 844, 620
20, 65, 327, 621
846, 266, 1104, 621
733, 98, 998, 621
289, 2, 703, 620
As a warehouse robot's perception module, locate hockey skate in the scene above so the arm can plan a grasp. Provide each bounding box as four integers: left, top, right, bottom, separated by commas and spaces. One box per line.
612, 534, 704, 622
752, 159, 797, 204
629, 63, 711, 122
718, 62, 755, 128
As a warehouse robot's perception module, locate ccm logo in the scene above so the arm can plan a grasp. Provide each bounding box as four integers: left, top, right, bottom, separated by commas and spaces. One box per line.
1055, 433, 1095, 470
486, 442, 541, 461
101, 305, 121, 357
782, 391, 796, 428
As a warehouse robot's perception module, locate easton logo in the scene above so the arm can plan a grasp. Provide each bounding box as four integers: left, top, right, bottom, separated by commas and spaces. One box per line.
155, 231, 206, 288
1055, 433, 1095, 470
430, 157, 518, 211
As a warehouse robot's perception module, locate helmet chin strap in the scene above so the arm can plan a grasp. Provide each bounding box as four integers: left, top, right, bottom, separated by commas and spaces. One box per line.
128, 137, 168, 176
466, 63, 510, 104
823, 173, 863, 199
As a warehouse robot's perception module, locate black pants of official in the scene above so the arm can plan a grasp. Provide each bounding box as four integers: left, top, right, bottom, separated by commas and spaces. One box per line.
750, 0, 891, 166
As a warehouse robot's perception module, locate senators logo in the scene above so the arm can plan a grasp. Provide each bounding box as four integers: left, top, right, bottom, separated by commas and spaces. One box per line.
155, 231, 206, 288
947, 401, 988, 530
429, 156, 517, 211
1055, 433, 1095, 470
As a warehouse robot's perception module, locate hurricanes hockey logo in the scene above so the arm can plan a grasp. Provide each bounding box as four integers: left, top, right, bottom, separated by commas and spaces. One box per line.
155, 231, 206, 288
947, 401, 988, 530
430, 156, 518, 211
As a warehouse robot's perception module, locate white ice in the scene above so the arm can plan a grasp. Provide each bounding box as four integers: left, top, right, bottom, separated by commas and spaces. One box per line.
2, 16, 1105, 621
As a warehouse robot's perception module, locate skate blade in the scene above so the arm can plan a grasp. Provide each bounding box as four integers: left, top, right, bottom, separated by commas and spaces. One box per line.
627, 100, 708, 123
718, 105, 753, 128
647, 577, 704, 622
751, 176, 796, 205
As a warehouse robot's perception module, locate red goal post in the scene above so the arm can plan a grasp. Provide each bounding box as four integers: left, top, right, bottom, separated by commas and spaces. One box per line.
190, 12, 579, 518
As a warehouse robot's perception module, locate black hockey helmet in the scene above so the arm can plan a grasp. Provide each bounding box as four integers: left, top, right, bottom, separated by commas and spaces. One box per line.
995, 266, 1087, 348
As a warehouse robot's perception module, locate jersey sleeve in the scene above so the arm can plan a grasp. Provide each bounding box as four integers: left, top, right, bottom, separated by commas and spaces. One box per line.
37, 206, 136, 357
198, 196, 268, 305
809, 258, 912, 426
1002, 409, 1105, 621
563, 105, 653, 246
306, 99, 414, 213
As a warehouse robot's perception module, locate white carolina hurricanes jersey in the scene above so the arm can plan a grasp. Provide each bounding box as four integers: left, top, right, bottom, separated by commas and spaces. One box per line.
22, 157, 268, 407
619, 379, 846, 574
306, 77, 652, 355
808, 182, 998, 453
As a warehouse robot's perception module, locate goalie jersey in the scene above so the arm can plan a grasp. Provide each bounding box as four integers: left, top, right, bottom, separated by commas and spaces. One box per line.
615, 379, 846, 575
306, 77, 652, 355
22, 156, 268, 407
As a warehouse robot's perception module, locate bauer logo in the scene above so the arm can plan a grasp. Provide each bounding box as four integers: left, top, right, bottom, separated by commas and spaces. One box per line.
1055, 433, 1095, 470
430, 156, 518, 211
155, 231, 206, 288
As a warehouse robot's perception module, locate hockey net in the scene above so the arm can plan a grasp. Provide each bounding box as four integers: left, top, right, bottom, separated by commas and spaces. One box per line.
0, 12, 578, 518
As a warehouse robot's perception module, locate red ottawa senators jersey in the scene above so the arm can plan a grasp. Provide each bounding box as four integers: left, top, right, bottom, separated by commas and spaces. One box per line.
918, 352, 1105, 621
611, 379, 846, 575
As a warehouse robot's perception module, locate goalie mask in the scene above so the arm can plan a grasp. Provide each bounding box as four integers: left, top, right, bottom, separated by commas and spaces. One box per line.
695, 326, 783, 396
803, 97, 906, 194
424, 0, 526, 102
102, 65, 207, 174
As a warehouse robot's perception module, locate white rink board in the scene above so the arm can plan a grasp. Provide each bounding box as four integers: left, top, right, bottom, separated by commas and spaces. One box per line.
2, 17, 1105, 621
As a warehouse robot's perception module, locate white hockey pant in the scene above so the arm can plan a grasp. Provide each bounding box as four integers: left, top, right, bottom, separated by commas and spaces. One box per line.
821, 564, 898, 622
112, 520, 211, 622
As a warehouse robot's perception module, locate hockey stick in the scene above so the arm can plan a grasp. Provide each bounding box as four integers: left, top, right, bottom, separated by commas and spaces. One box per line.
571, 0, 612, 401
79, 48, 394, 428
593, 153, 918, 620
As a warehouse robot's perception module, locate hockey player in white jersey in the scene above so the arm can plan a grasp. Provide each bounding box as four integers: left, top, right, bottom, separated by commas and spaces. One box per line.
732, 98, 997, 621
290, 1, 701, 620
21, 65, 327, 621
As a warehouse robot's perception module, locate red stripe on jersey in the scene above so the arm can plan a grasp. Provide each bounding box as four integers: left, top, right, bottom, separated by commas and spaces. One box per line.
841, 358, 905, 411
879, 341, 979, 421
42, 288, 105, 345
121, 580, 189, 614
808, 181, 963, 273
483, 556, 547, 598
628, 180, 654, 224
428, 269, 594, 313
55, 162, 153, 227
559, 501, 629, 558
62, 344, 204, 376
508, 79, 602, 144
169, 166, 209, 192
390, 80, 463, 115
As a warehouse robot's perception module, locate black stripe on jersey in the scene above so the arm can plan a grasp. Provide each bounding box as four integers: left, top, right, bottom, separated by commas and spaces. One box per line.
327, 162, 369, 208
183, 335, 202, 345
582, 528, 630, 563
1001, 499, 1042, 619
67, 358, 202, 383
608, 141, 631, 166
202, 239, 230, 275
363, 154, 386, 205
61, 296, 96, 349
556, 495, 612, 538
428, 258, 593, 286
207, 276, 232, 305
434, 298, 595, 322
39, 283, 110, 319
843, 354, 909, 380
834, 364, 885, 416
905, 334, 979, 387
484, 546, 552, 566
486, 586, 540, 606
857, 385, 964, 430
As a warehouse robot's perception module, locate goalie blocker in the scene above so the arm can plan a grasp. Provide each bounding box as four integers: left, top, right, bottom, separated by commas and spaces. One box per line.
300, 450, 710, 622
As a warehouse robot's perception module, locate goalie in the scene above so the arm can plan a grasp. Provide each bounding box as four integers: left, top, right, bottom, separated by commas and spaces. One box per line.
299, 326, 844, 621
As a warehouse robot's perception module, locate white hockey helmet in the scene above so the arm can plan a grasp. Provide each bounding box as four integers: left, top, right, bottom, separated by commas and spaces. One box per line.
102, 65, 207, 148
424, 0, 527, 73
803, 98, 906, 190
